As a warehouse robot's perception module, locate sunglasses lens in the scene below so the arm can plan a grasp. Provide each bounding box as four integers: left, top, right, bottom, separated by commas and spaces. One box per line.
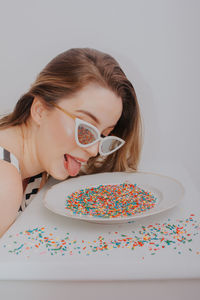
100, 138, 123, 154
78, 124, 98, 145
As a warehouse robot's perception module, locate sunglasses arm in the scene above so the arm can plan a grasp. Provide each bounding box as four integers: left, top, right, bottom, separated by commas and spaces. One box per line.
52, 103, 76, 120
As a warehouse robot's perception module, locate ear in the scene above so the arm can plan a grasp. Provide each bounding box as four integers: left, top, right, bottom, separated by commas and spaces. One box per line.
30, 97, 48, 126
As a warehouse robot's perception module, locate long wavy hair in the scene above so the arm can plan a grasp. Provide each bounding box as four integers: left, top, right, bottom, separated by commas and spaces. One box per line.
0, 48, 143, 177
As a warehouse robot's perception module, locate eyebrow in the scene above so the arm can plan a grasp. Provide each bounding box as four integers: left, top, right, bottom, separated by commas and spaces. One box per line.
76, 109, 116, 128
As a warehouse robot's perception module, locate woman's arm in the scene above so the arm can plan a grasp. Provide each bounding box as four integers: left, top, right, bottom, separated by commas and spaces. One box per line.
0, 160, 23, 238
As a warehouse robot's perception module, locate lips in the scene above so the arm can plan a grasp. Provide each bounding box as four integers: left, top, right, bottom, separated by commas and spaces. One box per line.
71, 156, 87, 163
64, 154, 82, 176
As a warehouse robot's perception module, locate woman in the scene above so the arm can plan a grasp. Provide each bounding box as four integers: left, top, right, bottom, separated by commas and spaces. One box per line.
0, 48, 142, 237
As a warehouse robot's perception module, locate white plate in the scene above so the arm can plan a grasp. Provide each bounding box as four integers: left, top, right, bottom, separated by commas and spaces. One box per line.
43, 171, 185, 224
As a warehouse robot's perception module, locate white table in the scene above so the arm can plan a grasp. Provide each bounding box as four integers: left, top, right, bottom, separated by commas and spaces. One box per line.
0, 161, 200, 300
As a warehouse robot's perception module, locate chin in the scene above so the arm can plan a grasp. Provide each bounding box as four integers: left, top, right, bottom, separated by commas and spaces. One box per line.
49, 170, 69, 181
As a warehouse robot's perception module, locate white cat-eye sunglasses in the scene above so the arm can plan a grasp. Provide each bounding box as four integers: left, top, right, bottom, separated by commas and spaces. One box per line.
52, 103, 125, 156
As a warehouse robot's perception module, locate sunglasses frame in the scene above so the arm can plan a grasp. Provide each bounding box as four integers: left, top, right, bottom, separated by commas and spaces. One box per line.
52, 103, 125, 156
74, 118, 125, 156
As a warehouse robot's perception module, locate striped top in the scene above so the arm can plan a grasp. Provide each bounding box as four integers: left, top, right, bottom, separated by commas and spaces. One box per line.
0, 146, 46, 214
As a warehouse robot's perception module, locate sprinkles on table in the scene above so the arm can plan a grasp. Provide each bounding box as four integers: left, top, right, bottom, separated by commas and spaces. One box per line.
65, 183, 158, 218
3, 214, 200, 257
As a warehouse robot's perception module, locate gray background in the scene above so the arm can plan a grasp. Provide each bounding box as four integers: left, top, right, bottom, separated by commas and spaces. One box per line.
0, 0, 199, 190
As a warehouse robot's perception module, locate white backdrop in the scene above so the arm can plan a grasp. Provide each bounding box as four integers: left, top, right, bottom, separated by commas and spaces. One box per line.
0, 0, 199, 190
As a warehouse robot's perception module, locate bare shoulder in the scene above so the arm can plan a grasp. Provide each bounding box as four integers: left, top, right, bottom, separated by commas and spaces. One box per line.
0, 160, 23, 238
0, 159, 22, 193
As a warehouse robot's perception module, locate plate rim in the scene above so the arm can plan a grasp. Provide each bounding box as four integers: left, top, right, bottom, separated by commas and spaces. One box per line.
42, 170, 185, 223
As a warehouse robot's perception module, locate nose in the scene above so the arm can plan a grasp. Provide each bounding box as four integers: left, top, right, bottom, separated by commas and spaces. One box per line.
85, 142, 100, 157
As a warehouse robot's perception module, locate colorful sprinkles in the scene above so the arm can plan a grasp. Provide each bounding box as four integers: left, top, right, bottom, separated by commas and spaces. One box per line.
65, 183, 157, 218
3, 214, 200, 258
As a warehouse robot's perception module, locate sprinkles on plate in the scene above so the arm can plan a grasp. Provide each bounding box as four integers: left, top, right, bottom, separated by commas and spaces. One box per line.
3, 214, 200, 258
65, 183, 158, 218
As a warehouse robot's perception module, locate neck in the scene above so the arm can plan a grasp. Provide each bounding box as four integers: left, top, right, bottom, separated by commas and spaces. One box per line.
0, 123, 45, 180
18, 123, 45, 180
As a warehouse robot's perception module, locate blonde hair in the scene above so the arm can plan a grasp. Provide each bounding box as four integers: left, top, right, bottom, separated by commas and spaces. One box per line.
0, 48, 142, 176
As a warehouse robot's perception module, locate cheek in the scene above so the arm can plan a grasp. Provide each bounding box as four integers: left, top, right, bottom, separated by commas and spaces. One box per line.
58, 115, 75, 144
38, 114, 77, 156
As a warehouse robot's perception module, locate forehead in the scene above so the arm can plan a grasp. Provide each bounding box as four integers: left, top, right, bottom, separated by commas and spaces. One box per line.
59, 84, 123, 128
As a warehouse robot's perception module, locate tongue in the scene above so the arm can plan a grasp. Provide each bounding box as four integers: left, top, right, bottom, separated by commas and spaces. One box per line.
65, 154, 81, 176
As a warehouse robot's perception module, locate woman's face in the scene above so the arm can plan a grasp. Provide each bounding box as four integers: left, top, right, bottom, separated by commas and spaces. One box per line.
36, 83, 123, 180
